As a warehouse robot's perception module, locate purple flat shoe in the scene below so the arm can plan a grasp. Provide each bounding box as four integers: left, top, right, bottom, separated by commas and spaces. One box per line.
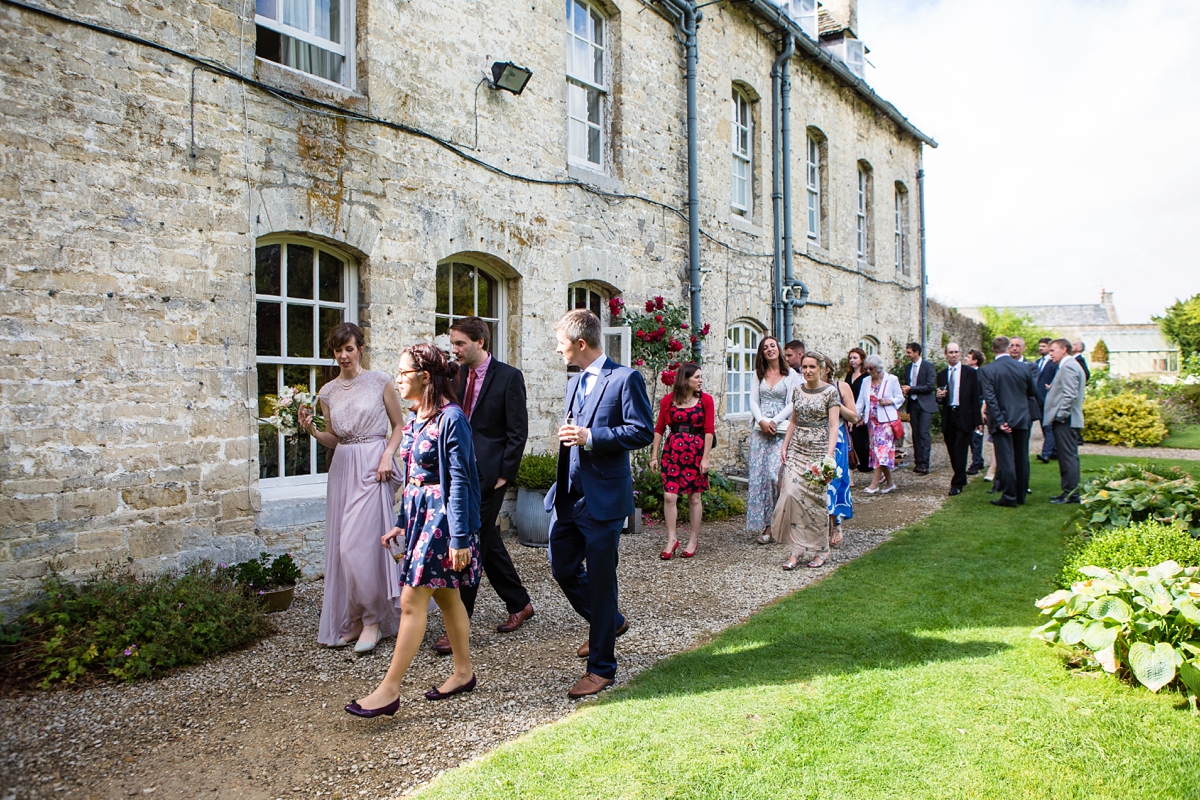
344, 697, 399, 718
424, 673, 477, 701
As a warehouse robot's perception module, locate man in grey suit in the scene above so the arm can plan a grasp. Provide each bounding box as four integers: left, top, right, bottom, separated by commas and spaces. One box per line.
1043, 338, 1086, 504
902, 341, 938, 475
979, 335, 1038, 507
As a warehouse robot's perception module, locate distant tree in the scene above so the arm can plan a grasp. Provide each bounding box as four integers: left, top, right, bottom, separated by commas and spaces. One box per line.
977, 307, 1058, 361
1092, 340, 1109, 364
1154, 293, 1200, 356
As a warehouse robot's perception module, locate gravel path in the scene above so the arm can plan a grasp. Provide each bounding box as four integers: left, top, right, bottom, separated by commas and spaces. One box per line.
1077, 443, 1200, 461
1, 458, 952, 800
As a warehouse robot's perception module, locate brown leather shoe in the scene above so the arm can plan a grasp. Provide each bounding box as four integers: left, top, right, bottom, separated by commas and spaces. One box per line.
431, 635, 452, 655
497, 602, 535, 633
576, 619, 629, 658
567, 672, 614, 698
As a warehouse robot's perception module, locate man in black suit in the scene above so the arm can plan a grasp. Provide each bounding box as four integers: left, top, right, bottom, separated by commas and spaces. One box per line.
1033, 337, 1059, 463
901, 341, 937, 475
432, 317, 534, 655
1072, 341, 1092, 382
936, 343, 982, 496
980, 335, 1038, 507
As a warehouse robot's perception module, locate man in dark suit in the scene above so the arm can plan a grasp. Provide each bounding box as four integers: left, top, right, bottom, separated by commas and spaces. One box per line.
936, 343, 982, 496
1033, 337, 1059, 463
550, 309, 654, 698
980, 335, 1038, 507
1072, 341, 1092, 382
1043, 339, 1086, 504
430, 318, 534, 655
901, 341, 937, 475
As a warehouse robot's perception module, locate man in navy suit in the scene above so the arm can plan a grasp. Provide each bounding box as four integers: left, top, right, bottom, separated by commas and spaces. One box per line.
550, 309, 654, 698
1033, 337, 1059, 463
902, 341, 938, 475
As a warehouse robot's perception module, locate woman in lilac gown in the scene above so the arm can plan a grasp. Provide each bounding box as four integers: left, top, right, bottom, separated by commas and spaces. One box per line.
300, 323, 405, 652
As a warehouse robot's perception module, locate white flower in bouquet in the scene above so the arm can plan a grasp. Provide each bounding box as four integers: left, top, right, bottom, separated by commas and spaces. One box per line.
259, 385, 326, 437
803, 455, 841, 487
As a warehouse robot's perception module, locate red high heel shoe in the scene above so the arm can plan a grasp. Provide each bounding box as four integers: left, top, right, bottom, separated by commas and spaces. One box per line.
660, 541, 680, 560
681, 545, 697, 558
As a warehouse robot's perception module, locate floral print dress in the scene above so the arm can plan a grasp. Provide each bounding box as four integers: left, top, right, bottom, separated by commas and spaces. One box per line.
659, 402, 710, 496
395, 413, 481, 590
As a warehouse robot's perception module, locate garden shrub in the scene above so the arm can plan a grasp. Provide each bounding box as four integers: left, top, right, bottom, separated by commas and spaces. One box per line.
1060, 520, 1200, 588
1082, 391, 1168, 446
632, 467, 746, 521
1033, 562, 1200, 711
515, 453, 557, 492
229, 552, 302, 592
1077, 462, 1200, 531
0, 562, 270, 690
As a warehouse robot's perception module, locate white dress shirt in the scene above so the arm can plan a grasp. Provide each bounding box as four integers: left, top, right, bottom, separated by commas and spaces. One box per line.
947, 363, 961, 407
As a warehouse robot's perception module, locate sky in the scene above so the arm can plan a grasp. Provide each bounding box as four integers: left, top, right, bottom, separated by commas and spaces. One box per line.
856, 0, 1200, 323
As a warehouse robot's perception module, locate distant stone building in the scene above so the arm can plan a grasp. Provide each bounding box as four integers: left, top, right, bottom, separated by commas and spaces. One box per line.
0, 0, 934, 607
960, 291, 1179, 378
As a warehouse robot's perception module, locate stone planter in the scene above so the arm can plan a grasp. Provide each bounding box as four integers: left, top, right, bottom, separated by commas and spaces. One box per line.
514, 487, 552, 548
258, 585, 296, 613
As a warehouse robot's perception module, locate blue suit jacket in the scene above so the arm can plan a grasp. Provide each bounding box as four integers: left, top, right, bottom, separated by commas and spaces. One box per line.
552, 357, 654, 522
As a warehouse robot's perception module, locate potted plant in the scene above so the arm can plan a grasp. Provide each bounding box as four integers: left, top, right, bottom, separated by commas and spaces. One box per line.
228, 552, 302, 612
514, 453, 557, 548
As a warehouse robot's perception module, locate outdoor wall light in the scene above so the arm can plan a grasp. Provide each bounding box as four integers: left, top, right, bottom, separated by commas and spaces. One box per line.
490, 61, 533, 95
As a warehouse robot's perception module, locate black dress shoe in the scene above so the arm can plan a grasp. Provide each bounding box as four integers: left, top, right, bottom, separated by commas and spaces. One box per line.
986, 487, 998, 494
990, 499, 1017, 508
948, 487, 962, 496
967, 467, 981, 475
1064, 494, 1080, 504
1037, 455, 1050, 464
914, 468, 929, 476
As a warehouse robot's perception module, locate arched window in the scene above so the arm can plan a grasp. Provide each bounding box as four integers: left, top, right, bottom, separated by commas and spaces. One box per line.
255, 236, 358, 485
731, 87, 753, 217
725, 321, 763, 416
436, 259, 506, 359
568, 281, 610, 323
566, 0, 608, 170
859, 336, 879, 356
806, 129, 827, 245
856, 160, 874, 264
894, 181, 910, 276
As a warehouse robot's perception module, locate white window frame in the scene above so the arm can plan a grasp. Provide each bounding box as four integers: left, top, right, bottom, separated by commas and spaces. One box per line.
566, 0, 607, 171
806, 134, 821, 242
436, 260, 507, 361
856, 165, 869, 260
255, 236, 358, 490
255, 0, 355, 88
724, 321, 762, 418
732, 89, 753, 217
568, 283, 610, 324
859, 337, 879, 356
602, 326, 632, 366
894, 183, 909, 276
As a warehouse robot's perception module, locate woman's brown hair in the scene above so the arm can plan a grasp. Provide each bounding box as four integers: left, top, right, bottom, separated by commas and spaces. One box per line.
754, 336, 789, 381
326, 322, 365, 354
671, 362, 702, 406
845, 347, 867, 381
403, 343, 460, 414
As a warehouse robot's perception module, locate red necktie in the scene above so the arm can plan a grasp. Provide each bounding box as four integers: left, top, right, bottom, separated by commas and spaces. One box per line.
463, 369, 477, 419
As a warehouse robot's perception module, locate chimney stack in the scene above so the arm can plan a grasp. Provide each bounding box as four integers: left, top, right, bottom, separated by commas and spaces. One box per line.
1100, 289, 1118, 324
822, 0, 858, 37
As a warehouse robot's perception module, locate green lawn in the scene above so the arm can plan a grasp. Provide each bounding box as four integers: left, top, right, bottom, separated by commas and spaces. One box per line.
1163, 424, 1200, 450
418, 457, 1200, 800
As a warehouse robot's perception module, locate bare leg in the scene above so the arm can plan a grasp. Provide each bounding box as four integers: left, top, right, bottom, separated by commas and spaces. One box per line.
431, 587, 474, 693
663, 492, 680, 550
868, 467, 883, 490
686, 493, 702, 553
882, 466, 894, 488
355, 586, 432, 709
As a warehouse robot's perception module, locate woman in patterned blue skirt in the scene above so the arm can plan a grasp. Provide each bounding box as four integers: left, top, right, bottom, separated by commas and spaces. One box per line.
348, 343, 482, 718
821, 354, 857, 546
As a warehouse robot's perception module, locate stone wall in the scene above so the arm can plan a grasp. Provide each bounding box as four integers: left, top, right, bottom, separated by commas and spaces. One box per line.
0, 0, 928, 609
927, 299, 985, 357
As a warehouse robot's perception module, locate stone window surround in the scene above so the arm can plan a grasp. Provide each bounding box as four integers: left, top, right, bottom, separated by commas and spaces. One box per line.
254, 0, 357, 90
806, 128, 828, 246
856, 159, 874, 267
724, 319, 764, 420
731, 87, 753, 218
566, 0, 610, 172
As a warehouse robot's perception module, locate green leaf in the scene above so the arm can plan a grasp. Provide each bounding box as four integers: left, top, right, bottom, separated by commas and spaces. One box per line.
1060, 620, 1086, 646
1081, 620, 1118, 652
1031, 620, 1061, 642
1177, 600, 1200, 626
1128, 642, 1177, 692
1180, 661, 1200, 697
1077, 565, 1114, 579
1088, 596, 1132, 623
1148, 561, 1183, 581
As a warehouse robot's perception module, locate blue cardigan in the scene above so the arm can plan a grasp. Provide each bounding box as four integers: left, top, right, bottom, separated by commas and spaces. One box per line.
396, 404, 481, 550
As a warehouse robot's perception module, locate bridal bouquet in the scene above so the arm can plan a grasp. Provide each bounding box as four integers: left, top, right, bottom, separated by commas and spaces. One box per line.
803, 455, 842, 487
259, 385, 326, 437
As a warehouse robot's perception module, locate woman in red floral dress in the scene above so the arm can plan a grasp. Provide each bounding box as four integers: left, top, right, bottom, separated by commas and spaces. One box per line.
649, 363, 715, 560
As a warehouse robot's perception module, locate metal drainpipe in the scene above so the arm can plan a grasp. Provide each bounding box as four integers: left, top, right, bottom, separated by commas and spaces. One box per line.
662, 0, 703, 360
780, 38, 797, 339
770, 34, 793, 342
917, 167, 928, 354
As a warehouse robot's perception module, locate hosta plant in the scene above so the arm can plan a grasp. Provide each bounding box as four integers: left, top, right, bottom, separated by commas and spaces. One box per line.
1032, 561, 1200, 711
1077, 462, 1200, 531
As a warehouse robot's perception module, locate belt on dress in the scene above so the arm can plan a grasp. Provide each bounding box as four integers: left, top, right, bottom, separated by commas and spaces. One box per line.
668, 423, 705, 436
339, 434, 385, 445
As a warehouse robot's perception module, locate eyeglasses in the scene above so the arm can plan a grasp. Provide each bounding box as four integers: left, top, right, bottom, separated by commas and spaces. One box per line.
397, 369, 423, 377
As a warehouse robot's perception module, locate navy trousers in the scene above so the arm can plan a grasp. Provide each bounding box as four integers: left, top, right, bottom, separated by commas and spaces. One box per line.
549, 490, 625, 680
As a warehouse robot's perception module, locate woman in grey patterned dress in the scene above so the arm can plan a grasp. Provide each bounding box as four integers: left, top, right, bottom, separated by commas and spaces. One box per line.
299, 323, 405, 652
747, 337, 795, 542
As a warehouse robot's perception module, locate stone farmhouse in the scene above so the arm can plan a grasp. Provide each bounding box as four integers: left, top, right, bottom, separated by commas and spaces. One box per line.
0, 0, 934, 606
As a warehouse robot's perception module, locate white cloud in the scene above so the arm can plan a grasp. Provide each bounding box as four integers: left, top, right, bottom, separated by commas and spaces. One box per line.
856, 0, 1200, 322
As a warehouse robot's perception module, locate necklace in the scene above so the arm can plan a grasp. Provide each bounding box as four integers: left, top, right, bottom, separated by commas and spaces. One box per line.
337, 370, 362, 390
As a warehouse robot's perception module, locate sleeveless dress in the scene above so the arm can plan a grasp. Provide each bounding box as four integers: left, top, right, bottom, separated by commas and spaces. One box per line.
394, 411, 482, 589
317, 370, 403, 646
771, 383, 840, 560
747, 377, 791, 531
848, 372, 872, 472
658, 401, 711, 496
